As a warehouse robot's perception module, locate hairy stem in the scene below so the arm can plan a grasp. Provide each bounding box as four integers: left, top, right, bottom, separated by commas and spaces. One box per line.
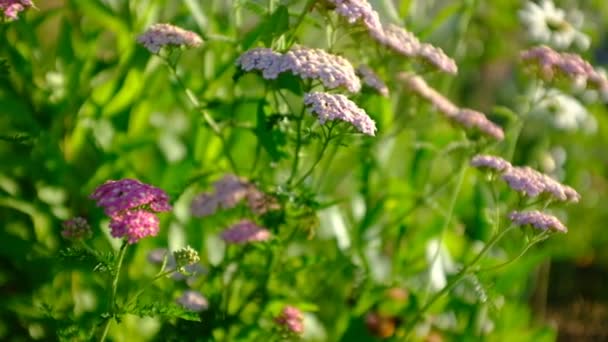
99, 241, 128, 342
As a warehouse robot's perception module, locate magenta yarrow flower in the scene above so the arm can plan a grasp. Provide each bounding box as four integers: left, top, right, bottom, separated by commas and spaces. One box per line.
90, 178, 171, 243
137, 23, 203, 54
1, 0, 33, 20
275, 306, 305, 334
357, 65, 389, 97
399, 73, 503, 140
220, 220, 271, 244
61, 217, 92, 240
509, 210, 567, 233
501, 166, 580, 202
176, 290, 209, 312
236, 46, 361, 92
521, 45, 608, 96
191, 174, 277, 217
304, 92, 377, 136
470, 155, 512, 173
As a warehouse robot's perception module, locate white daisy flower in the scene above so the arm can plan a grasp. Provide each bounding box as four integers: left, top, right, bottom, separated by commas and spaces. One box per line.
519, 0, 590, 50
533, 88, 596, 133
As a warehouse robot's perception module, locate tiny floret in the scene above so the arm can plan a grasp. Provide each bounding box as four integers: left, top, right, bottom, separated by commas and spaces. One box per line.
235, 48, 285, 79
137, 23, 203, 54
61, 217, 92, 240
220, 220, 271, 244
502, 166, 580, 202
304, 92, 377, 136
147, 248, 206, 282
275, 305, 304, 334
176, 290, 209, 312
509, 210, 567, 233
471, 155, 512, 173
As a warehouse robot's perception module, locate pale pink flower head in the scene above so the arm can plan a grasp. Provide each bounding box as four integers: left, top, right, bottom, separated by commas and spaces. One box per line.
275, 305, 304, 334
191, 174, 277, 217
471, 155, 512, 173
61, 217, 92, 240
90, 178, 172, 217
176, 290, 208, 312
236, 47, 285, 79
220, 220, 271, 244
327, 0, 384, 34
137, 23, 203, 54
399, 73, 459, 115
109, 210, 160, 244
509, 210, 567, 233
357, 65, 389, 97
304, 92, 377, 136
1, 0, 33, 20
282, 46, 362, 92
501, 166, 580, 202
453, 109, 505, 141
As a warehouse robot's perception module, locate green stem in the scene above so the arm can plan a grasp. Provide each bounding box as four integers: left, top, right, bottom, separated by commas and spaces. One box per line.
292, 125, 334, 187
125, 269, 178, 308
165, 60, 239, 173
406, 226, 515, 334
286, 0, 318, 48
478, 231, 549, 273
287, 105, 307, 186
99, 241, 128, 342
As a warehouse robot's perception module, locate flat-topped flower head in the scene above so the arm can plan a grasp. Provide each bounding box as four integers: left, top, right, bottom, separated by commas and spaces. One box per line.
304, 92, 377, 136
1, 0, 34, 20
357, 65, 389, 97
109, 210, 160, 244
502, 166, 580, 202
90, 178, 172, 217
509, 210, 567, 233
282, 47, 361, 92
61, 217, 92, 241
275, 305, 304, 335
453, 109, 505, 140
191, 174, 277, 217
137, 23, 203, 54
520, 46, 608, 95
471, 155, 512, 173
327, 0, 384, 34
417, 43, 458, 75
176, 290, 208, 312
220, 220, 271, 244
236, 47, 285, 79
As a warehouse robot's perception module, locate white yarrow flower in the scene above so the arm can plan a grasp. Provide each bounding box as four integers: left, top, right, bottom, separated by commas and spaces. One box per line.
519, 0, 590, 50
533, 89, 596, 133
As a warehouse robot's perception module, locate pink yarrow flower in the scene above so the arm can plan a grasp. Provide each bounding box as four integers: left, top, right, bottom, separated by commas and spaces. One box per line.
137, 23, 203, 54
357, 65, 389, 97
275, 306, 304, 335
471, 154, 512, 173
90, 178, 171, 243
304, 92, 377, 136
501, 166, 580, 202
220, 220, 271, 244
509, 210, 567, 233
1, 0, 33, 20
62, 217, 92, 240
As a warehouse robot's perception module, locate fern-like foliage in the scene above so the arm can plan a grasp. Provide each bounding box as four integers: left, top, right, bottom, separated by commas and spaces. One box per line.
59, 247, 115, 275
126, 301, 201, 322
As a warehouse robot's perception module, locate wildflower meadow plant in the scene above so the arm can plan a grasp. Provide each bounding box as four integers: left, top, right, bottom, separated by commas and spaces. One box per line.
2, 1, 607, 341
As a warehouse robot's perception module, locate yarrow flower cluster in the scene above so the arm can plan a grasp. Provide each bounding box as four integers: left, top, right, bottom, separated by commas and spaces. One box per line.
220, 220, 271, 244
236, 46, 361, 92
61, 217, 92, 240
509, 210, 567, 233
191, 174, 277, 217
520, 45, 608, 99
0, 0, 33, 20
357, 65, 389, 96
325, 0, 457, 74
176, 290, 208, 312
275, 306, 304, 335
470, 154, 580, 203
173, 246, 200, 270
304, 92, 377, 136
399, 73, 504, 140
519, 0, 590, 50
137, 23, 203, 54
90, 179, 172, 243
